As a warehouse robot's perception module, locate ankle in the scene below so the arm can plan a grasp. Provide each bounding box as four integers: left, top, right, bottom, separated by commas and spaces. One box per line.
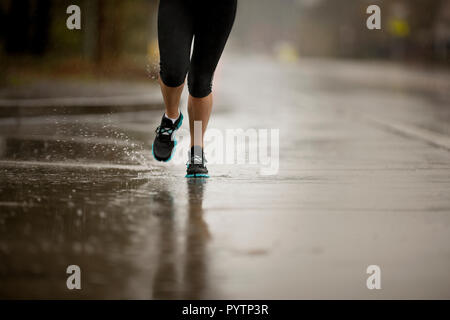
189, 145, 205, 164
190, 145, 203, 152
164, 110, 180, 123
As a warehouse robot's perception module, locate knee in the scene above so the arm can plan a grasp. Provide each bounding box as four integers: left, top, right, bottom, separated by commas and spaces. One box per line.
159, 62, 187, 88
188, 73, 213, 98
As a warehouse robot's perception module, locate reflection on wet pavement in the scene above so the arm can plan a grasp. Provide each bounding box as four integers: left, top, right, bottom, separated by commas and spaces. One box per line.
1, 56, 450, 299
152, 180, 210, 299
0, 162, 211, 298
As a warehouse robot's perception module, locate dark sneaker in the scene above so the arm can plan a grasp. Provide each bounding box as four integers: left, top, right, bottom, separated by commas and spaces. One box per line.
186, 146, 209, 178
152, 113, 183, 162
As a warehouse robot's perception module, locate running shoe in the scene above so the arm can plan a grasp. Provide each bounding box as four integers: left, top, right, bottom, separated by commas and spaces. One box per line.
152, 113, 183, 162
186, 146, 209, 178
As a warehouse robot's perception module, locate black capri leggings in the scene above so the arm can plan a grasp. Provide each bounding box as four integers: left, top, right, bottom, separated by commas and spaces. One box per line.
158, 0, 237, 98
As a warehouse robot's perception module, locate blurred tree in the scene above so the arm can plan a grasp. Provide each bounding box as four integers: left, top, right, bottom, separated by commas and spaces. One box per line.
4, 0, 52, 55
0, 2, 4, 47
1, 0, 158, 62
83, 0, 99, 61
30, 0, 51, 55
97, 0, 124, 63
5, 0, 30, 54
84, 0, 157, 65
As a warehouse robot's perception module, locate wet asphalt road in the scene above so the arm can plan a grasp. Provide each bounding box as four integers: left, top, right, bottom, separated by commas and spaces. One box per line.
0, 55, 450, 299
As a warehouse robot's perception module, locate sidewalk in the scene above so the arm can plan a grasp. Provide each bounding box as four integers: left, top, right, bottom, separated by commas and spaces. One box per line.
0, 79, 163, 117
0, 56, 449, 299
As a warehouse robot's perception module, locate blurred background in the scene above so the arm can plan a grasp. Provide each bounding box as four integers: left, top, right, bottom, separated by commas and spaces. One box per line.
0, 0, 159, 85
0, 0, 448, 86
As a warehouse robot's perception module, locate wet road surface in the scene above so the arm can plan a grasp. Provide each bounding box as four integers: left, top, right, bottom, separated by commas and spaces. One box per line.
1, 55, 450, 299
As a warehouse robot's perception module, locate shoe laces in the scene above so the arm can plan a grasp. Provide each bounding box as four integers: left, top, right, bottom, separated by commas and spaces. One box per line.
156, 126, 174, 136
186, 152, 207, 166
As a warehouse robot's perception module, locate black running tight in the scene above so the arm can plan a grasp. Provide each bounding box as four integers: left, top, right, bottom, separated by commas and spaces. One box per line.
158, 0, 237, 98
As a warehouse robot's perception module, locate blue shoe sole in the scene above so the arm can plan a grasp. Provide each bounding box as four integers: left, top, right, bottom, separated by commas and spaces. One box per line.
185, 173, 209, 178
152, 113, 183, 162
